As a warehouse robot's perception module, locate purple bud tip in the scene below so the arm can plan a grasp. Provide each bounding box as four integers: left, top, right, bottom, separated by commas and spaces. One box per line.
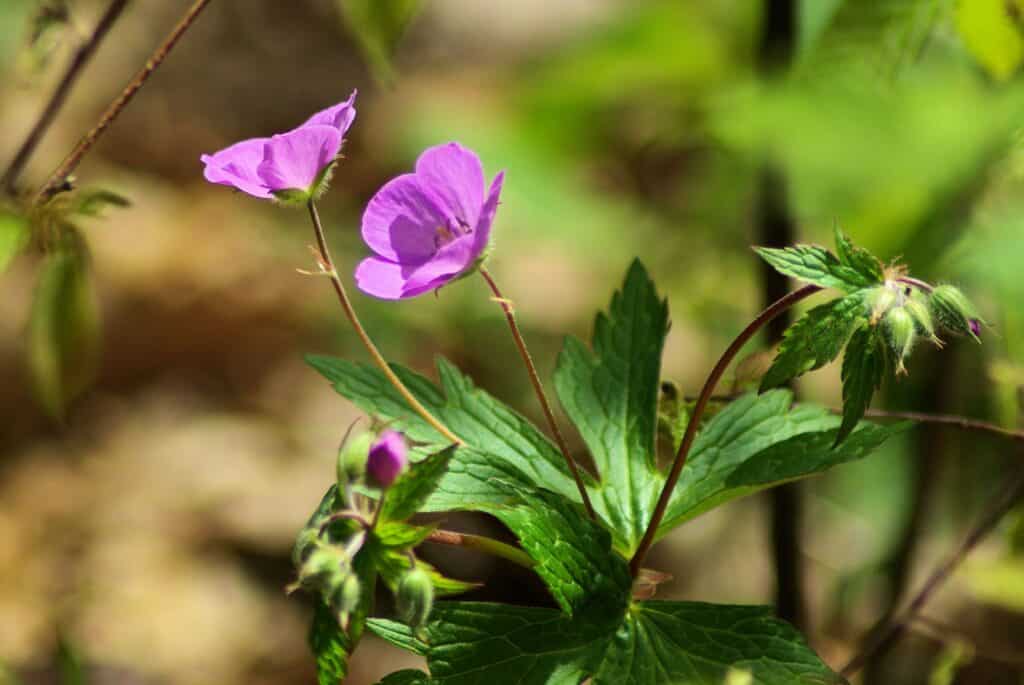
367, 430, 408, 488
969, 319, 982, 338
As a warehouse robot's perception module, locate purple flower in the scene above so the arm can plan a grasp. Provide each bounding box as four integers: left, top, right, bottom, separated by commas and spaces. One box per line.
355, 142, 504, 299
200, 90, 357, 201
969, 318, 982, 338
366, 430, 408, 488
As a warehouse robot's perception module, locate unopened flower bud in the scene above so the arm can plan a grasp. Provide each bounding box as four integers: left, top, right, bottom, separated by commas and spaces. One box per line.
330, 573, 362, 629
337, 432, 372, 486
930, 285, 983, 342
884, 307, 916, 375
903, 296, 941, 346
395, 566, 434, 632
367, 430, 408, 488
866, 285, 897, 324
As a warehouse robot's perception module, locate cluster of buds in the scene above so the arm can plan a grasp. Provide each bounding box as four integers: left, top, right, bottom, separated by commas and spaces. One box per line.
868, 277, 983, 375
290, 428, 434, 632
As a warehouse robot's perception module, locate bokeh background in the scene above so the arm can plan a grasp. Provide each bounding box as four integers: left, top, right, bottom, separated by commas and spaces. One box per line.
2, 1, 1024, 683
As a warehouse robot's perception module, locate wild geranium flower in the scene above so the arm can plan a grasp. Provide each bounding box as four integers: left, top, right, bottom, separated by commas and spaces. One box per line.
366, 430, 408, 488
355, 142, 504, 299
200, 90, 356, 203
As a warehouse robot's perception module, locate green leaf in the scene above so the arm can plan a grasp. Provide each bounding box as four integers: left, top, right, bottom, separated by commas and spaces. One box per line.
369, 600, 845, 685
592, 601, 845, 684
380, 446, 455, 522
478, 485, 631, 619
553, 259, 668, 551
661, 391, 907, 535
834, 227, 884, 285
305, 355, 583, 507
0, 209, 29, 274
955, 0, 1024, 82
754, 244, 878, 293
838, 323, 887, 445
71, 188, 130, 217
309, 601, 353, 685
337, 0, 421, 85
27, 242, 101, 420
377, 670, 431, 685
374, 521, 437, 549
760, 293, 867, 391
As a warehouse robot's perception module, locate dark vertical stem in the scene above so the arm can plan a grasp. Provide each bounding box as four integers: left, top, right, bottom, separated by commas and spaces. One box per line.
757, 0, 804, 631
34, 0, 214, 203
1, 0, 130, 197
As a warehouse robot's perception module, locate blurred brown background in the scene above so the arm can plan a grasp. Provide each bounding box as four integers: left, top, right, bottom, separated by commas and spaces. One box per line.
2, 1, 1024, 683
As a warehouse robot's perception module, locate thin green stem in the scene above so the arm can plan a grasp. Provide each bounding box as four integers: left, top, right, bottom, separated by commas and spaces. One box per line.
306, 201, 462, 446
628, 283, 822, 576
425, 529, 536, 569
478, 268, 596, 520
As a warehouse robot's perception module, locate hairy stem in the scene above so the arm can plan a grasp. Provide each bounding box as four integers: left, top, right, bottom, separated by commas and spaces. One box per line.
841, 460, 1024, 677
306, 201, 461, 445
628, 283, 822, 576
426, 529, 536, 569
1, 0, 130, 196
478, 268, 596, 520
33, 0, 213, 203
860, 408, 1024, 441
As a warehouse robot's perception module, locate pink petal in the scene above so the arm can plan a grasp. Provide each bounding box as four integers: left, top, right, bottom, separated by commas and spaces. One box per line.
361, 174, 448, 264
301, 90, 358, 136
256, 125, 341, 192
470, 170, 504, 258
414, 142, 485, 229
200, 137, 272, 199
355, 236, 476, 300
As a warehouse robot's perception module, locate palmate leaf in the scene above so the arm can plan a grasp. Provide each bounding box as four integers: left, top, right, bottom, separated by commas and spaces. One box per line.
309, 601, 352, 685
760, 292, 867, 391
753, 243, 880, 294
368, 481, 845, 685
309, 260, 902, 556
553, 258, 669, 550
660, 391, 908, 537
838, 323, 888, 445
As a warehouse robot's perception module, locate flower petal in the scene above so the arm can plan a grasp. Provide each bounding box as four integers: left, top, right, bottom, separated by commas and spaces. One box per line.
355, 236, 476, 300
257, 125, 341, 193
414, 142, 484, 228
470, 170, 504, 258
361, 174, 447, 264
200, 137, 272, 198
301, 90, 357, 136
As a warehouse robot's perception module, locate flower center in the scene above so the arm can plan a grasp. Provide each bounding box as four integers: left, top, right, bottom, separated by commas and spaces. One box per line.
434, 218, 472, 249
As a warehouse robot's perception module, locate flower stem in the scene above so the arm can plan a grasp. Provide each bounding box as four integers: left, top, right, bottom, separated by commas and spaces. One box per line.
1, 0, 130, 197
33, 0, 213, 203
306, 201, 461, 446
425, 528, 536, 569
478, 268, 597, 520
628, 283, 822, 576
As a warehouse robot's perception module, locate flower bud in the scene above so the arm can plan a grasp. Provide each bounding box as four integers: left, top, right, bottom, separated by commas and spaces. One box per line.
930, 285, 983, 342
903, 295, 941, 346
884, 307, 916, 375
366, 430, 408, 488
395, 566, 434, 633
330, 573, 362, 629
337, 431, 373, 487
866, 285, 897, 324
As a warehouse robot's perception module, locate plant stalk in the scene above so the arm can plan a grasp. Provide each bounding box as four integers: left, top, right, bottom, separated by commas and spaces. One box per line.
2, 0, 131, 196
478, 267, 596, 519
426, 529, 536, 569
628, 283, 822, 576
306, 201, 461, 445
33, 0, 213, 203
